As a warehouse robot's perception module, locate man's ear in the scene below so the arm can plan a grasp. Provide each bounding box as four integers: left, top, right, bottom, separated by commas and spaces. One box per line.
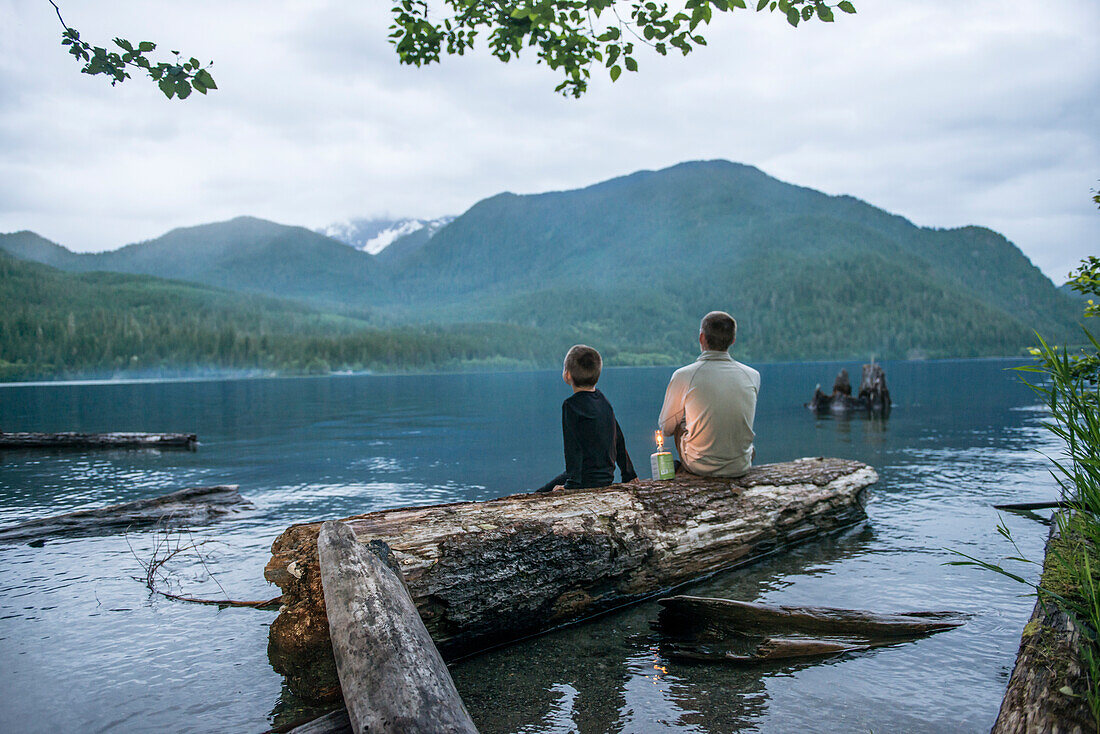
563, 369, 572, 385
698, 332, 707, 350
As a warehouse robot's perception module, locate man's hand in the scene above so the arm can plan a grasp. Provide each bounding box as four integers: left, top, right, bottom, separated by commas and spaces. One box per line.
553, 485, 565, 491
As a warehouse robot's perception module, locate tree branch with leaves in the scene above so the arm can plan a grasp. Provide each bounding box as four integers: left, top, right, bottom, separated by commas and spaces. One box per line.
389, 0, 857, 96
50, 0, 216, 99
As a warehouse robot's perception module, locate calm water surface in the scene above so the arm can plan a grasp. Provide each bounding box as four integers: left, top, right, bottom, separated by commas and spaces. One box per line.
0, 360, 1059, 733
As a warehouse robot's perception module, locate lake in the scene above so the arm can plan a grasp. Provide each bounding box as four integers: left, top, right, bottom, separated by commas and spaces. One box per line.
0, 359, 1058, 733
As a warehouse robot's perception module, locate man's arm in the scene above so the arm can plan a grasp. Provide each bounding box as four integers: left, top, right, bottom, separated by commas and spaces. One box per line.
658, 370, 686, 437
614, 420, 637, 483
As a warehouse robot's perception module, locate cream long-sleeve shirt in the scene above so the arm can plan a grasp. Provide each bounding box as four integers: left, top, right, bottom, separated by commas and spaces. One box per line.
658, 350, 760, 477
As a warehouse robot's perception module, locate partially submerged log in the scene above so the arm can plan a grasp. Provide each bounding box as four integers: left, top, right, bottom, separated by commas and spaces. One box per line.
318, 520, 477, 734
656, 595, 967, 663
0, 431, 197, 450
265, 457, 877, 700
992, 519, 1095, 733
0, 485, 250, 544
807, 364, 891, 416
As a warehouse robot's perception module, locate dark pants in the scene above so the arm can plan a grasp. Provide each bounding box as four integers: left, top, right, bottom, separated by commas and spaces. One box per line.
535, 472, 568, 493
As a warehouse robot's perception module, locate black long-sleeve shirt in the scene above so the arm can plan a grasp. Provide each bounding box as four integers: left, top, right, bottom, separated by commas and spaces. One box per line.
561, 389, 637, 489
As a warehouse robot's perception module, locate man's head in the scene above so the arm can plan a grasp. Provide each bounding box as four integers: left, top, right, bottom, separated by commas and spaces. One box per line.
563, 344, 602, 388
699, 311, 737, 352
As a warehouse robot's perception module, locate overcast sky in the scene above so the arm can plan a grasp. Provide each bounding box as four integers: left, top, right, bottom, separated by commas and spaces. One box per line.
1, 0, 1096, 281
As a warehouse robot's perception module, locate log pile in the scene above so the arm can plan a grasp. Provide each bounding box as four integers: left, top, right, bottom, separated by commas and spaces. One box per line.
0, 485, 250, 544
0, 432, 197, 450
807, 364, 891, 416
264, 457, 878, 700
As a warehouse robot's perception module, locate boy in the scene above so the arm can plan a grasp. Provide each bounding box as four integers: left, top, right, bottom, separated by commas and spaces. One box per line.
536, 345, 637, 492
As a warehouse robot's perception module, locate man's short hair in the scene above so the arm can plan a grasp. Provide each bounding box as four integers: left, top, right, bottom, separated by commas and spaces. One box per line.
564, 344, 602, 387
700, 311, 737, 351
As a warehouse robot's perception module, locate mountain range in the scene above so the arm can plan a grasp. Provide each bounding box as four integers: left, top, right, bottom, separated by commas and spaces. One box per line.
0, 160, 1082, 378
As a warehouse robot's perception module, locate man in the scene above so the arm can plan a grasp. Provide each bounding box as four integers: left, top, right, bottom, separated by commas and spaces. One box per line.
658, 311, 760, 477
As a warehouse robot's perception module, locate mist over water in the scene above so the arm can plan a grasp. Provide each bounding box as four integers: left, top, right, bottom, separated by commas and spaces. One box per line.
0, 359, 1057, 732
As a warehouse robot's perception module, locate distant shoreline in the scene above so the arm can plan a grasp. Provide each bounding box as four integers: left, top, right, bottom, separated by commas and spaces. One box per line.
0, 354, 1035, 389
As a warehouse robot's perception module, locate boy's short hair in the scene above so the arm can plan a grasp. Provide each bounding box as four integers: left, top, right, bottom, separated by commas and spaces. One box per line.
700, 311, 737, 351
564, 344, 602, 387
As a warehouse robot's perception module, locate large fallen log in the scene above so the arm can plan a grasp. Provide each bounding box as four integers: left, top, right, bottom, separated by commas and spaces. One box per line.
0, 485, 250, 544
318, 520, 478, 734
265, 457, 877, 700
0, 431, 197, 450
992, 518, 1095, 733
656, 595, 967, 663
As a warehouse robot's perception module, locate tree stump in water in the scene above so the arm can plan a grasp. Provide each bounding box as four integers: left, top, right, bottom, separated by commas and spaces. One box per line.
807, 364, 891, 416
264, 457, 877, 700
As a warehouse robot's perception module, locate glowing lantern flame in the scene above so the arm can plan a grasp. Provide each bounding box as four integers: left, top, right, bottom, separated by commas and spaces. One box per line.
654, 430, 665, 452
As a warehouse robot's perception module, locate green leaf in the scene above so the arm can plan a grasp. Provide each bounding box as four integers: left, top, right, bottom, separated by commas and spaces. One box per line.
609, 64, 621, 81
816, 4, 834, 21
756, 0, 768, 9
137, 41, 155, 52
158, 77, 176, 98
838, 1, 856, 13
786, 6, 800, 25
624, 56, 637, 72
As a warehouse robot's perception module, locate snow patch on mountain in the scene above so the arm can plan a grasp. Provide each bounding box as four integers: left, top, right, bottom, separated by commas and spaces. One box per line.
320, 217, 453, 255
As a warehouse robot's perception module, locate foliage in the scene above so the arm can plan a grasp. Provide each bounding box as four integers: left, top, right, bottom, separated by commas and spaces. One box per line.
51, 1, 216, 99
389, 0, 855, 96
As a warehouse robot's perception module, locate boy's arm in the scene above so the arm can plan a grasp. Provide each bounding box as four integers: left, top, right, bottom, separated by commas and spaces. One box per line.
614, 420, 638, 483
562, 402, 583, 488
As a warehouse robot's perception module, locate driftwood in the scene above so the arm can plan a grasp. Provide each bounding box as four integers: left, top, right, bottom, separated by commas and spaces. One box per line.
318, 521, 477, 734
993, 501, 1074, 512
0, 486, 250, 544
284, 709, 351, 734
992, 519, 1095, 734
656, 595, 967, 663
807, 364, 891, 416
0, 431, 197, 450
265, 457, 877, 700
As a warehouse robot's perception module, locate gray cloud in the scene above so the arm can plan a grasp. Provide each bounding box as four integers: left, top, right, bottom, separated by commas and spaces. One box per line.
0, 0, 1096, 280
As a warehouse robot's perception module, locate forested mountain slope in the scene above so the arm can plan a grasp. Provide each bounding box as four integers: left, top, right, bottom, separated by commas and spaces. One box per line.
2, 160, 1080, 371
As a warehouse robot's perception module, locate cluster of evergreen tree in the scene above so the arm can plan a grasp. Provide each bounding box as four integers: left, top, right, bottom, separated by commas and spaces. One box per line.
0, 253, 562, 380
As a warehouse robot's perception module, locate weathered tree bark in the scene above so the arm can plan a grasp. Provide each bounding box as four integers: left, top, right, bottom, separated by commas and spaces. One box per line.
655, 595, 966, 663
807, 364, 891, 416
0, 431, 197, 450
992, 520, 1095, 734
318, 521, 478, 734
265, 457, 877, 700
0, 485, 250, 544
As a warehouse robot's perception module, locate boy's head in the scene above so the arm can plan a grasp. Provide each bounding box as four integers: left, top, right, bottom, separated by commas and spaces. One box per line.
563, 344, 602, 388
